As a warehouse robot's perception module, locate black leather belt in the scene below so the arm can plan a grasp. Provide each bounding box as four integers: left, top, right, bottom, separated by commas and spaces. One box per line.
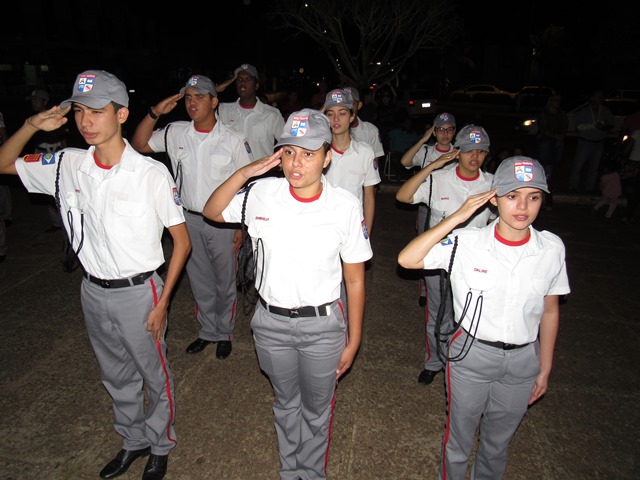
259, 297, 333, 318
184, 208, 202, 216
475, 337, 530, 350
84, 270, 156, 289
464, 329, 530, 350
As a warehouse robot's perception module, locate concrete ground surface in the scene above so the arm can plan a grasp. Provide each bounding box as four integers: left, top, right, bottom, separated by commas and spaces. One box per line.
1, 180, 639, 480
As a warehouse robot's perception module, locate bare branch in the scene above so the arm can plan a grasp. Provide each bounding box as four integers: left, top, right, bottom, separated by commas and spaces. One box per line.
271, 0, 459, 91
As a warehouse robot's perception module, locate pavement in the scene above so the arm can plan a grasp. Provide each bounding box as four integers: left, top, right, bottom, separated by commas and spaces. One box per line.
1, 179, 639, 480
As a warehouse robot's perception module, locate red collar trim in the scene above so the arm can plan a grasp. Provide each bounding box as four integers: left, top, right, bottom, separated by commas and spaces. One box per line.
93, 152, 112, 170
494, 227, 531, 246
289, 184, 322, 202
456, 166, 479, 181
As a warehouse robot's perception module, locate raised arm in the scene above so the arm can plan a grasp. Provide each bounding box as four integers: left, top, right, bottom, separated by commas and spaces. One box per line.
202, 149, 283, 222
395, 149, 459, 204
399, 125, 434, 168
130, 93, 184, 153
398, 189, 496, 270
0, 105, 70, 175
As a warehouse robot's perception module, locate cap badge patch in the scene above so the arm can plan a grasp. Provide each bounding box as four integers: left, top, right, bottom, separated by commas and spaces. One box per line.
290, 116, 308, 137
469, 131, 482, 144
78, 74, 96, 93
331, 93, 344, 104
514, 161, 534, 183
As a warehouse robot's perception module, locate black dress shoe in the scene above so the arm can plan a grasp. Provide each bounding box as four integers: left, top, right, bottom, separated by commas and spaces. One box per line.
185, 337, 212, 354
216, 341, 232, 359
417, 368, 441, 386
142, 454, 168, 480
99, 447, 150, 479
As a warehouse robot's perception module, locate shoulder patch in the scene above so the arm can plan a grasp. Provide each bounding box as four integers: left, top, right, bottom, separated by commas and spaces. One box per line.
24, 153, 43, 163
172, 187, 182, 206
23, 152, 57, 165
439, 235, 453, 246
361, 219, 369, 240
41, 152, 56, 165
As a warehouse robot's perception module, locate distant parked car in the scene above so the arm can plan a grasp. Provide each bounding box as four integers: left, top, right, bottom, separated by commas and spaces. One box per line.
606, 89, 640, 101
515, 97, 637, 138
450, 84, 515, 105
514, 85, 556, 112
399, 89, 438, 117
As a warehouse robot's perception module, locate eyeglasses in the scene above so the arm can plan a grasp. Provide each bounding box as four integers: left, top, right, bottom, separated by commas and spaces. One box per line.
436, 127, 455, 134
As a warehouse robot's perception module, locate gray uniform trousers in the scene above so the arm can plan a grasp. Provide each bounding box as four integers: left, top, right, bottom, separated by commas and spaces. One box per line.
251, 300, 346, 480
439, 329, 539, 480
185, 212, 237, 342
81, 271, 177, 455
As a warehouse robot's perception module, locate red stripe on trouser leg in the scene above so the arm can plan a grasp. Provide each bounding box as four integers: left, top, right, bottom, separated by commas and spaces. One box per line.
324, 385, 338, 473
150, 278, 177, 445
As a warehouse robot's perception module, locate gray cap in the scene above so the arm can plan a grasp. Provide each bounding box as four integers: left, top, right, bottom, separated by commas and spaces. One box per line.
275, 108, 332, 151
60, 70, 128, 109
234, 64, 259, 80
454, 124, 490, 153
492, 156, 549, 196
29, 89, 49, 102
434, 112, 456, 127
180, 75, 217, 96
323, 89, 354, 111
343, 86, 360, 102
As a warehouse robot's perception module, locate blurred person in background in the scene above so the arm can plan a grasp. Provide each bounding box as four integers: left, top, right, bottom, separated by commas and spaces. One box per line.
343, 86, 385, 168
358, 89, 378, 124
536, 93, 568, 210
217, 64, 285, 160
386, 113, 418, 181
568, 89, 614, 193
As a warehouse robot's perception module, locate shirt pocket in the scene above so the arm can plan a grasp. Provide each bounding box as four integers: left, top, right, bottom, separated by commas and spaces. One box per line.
459, 268, 497, 293
112, 199, 148, 240
114, 199, 147, 217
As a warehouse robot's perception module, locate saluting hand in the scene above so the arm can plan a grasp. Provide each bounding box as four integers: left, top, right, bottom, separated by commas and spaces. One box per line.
432, 147, 460, 168
26, 105, 71, 132
240, 148, 283, 180
152, 93, 184, 116
450, 189, 497, 224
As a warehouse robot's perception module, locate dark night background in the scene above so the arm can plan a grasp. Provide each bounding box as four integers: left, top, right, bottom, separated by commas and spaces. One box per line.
1, 0, 639, 127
